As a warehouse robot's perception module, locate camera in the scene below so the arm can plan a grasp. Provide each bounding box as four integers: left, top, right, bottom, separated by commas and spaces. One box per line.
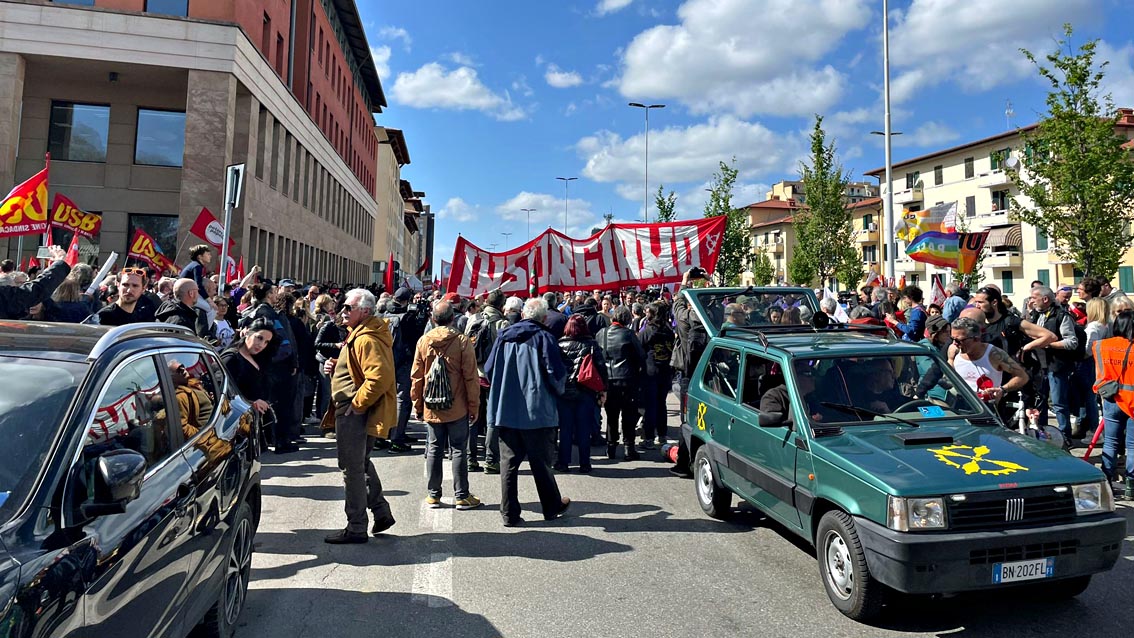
688, 266, 707, 280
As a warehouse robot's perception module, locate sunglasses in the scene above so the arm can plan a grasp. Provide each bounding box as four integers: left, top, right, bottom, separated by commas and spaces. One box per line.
122, 267, 147, 277
341, 304, 353, 313
951, 336, 974, 345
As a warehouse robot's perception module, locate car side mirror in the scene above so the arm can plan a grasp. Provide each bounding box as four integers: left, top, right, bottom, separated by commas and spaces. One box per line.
758, 411, 788, 428
80, 449, 146, 520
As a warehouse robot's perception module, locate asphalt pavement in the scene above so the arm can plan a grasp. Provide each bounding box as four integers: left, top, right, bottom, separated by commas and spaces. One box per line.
239, 403, 1134, 638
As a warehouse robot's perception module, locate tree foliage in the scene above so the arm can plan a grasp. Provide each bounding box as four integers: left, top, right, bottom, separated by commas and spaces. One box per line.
654, 185, 677, 223
703, 160, 748, 285
750, 248, 775, 286
1009, 24, 1134, 279
791, 115, 861, 288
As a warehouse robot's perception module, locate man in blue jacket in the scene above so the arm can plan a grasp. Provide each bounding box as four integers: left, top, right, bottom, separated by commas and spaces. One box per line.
485, 297, 571, 527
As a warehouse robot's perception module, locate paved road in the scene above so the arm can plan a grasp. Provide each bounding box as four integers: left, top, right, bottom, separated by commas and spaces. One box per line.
240, 414, 1134, 638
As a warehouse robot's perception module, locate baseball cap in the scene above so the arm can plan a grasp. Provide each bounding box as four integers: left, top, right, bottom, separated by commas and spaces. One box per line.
926, 315, 949, 335
443, 292, 461, 303
279, 278, 297, 288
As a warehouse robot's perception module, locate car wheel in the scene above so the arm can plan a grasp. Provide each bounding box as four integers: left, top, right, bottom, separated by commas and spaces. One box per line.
199, 501, 254, 638
694, 446, 732, 519
816, 510, 886, 622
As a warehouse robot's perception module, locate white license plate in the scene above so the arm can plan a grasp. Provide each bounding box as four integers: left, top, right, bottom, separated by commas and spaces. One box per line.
992, 557, 1054, 584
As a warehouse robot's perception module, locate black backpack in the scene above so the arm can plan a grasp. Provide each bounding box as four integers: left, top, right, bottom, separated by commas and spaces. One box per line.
423, 346, 454, 410
468, 313, 499, 365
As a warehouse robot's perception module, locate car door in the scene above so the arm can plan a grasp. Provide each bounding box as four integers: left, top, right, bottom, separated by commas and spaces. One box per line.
728, 352, 803, 529
692, 344, 740, 466
78, 354, 197, 638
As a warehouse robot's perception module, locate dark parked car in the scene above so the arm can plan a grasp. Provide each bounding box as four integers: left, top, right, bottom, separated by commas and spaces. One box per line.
0, 322, 261, 637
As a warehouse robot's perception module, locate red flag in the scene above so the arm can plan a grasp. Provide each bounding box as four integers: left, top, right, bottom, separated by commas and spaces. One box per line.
27, 255, 38, 270
415, 257, 429, 276
236, 256, 246, 282
384, 252, 395, 293
899, 275, 906, 288
0, 165, 49, 238
188, 207, 236, 252
64, 232, 80, 267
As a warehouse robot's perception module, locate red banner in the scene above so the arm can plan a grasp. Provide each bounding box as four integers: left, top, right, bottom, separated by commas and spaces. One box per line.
447, 218, 726, 297
128, 228, 178, 274
188, 207, 236, 252
0, 166, 49, 238
50, 193, 102, 238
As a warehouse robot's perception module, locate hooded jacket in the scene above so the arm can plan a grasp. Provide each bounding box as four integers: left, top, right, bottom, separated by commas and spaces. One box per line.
570, 303, 610, 337
410, 325, 480, 423
485, 319, 567, 429
156, 298, 209, 339
341, 315, 398, 438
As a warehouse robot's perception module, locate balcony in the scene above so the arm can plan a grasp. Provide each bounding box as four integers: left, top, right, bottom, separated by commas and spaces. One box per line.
895, 256, 926, 273
976, 208, 1011, 226
985, 250, 1023, 269
754, 236, 784, 255
856, 224, 879, 244
892, 183, 923, 205
977, 169, 1013, 188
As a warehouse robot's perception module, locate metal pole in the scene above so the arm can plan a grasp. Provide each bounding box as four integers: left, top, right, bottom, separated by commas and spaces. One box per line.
219, 196, 233, 295
643, 107, 649, 223
883, 0, 896, 281
556, 177, 576, 234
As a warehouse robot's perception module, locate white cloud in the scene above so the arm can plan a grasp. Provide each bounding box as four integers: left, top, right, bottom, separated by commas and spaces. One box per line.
511, 75, 534, 97
545, 64, 584, 88
893, 121, 961, 148
595, 0, 633, 16
437, 197, 479, 223
616, 0, 871, 117
447, 52, 477, 67
370, 45, 391, 79
577, 115, 805, 195
378, 26, 412, 51
391, 63, 526, 121
887, 0, 1101, 103
496, 191, 599, 237
1098, 41, 1134, 109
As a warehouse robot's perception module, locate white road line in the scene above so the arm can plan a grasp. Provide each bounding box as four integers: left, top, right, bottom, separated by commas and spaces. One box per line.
411, 432, 457, 606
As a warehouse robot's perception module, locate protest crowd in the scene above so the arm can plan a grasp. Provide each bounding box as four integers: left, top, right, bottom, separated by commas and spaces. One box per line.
6, 243, 1133, 542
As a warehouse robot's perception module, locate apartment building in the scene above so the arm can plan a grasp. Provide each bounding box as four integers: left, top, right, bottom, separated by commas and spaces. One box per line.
0, 0, 386, 282
866, 110, 1134, 296
765, 179, 879, 205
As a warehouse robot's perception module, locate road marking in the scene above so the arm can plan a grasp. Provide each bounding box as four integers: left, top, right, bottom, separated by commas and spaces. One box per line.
411, 432, 457, 606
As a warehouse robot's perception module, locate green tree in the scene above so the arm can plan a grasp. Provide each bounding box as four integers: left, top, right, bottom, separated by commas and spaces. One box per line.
750, 248, 775, 285
1009, 24, 1134, 279
792, 115, 861, 289
654, 185, 677, 222
703, 159, 748, 285
787, 252, 816, 287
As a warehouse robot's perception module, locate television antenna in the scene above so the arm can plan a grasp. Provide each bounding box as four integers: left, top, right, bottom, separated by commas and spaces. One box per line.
1005, 99, 1015, 130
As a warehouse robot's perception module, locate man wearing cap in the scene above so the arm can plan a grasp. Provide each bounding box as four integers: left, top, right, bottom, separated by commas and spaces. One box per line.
384, 286, 428, 453
279, 278, 298, 296
915, 315, 953, 402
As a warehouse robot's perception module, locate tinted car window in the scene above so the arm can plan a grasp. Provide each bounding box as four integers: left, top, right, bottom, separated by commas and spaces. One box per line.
88, 357, 172, 469
164, 352, 219, 439
702, 347, 740, 400
686, 289, 817, 333
0, 358, 84, 521
740, 353, 776, 409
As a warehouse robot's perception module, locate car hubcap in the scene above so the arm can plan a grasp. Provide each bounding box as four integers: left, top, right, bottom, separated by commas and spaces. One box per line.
824, 531, 854, 601
696, 457, 714, 505
224, 516, 253, 624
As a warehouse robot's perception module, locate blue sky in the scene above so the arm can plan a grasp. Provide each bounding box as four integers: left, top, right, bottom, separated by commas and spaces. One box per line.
356, 0, 1134, 272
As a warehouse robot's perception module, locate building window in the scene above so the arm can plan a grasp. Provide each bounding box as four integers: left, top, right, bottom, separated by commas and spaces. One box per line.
262, 13, 271, 54
1036, 269, 1050, 288
1120, 267, 1134, 293
991, 189, 1010, 212
144, 0, 188, 16
1036, 228, 1048, 251
1001, 271, 1014, 295
275, 33, 284, 75
905, 171, 920, 189
933, 165, 943, 186
964, 157, 974, 179
127, 214, 178, 265
965, 195, 976, 217
863, 214, 873, 229
134, 109, 185, 167
990, 147, 1011, 170
48, 101, 110, 162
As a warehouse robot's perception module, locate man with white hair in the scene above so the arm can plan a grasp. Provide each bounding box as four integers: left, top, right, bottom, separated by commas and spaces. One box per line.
322, 288, 398, 543
156, 277, 210, 338
819, 297, 840, 323
484, 297, 571, 527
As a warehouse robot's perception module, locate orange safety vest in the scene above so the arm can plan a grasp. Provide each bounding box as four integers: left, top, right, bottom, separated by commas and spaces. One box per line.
1092, 337, 1134, 418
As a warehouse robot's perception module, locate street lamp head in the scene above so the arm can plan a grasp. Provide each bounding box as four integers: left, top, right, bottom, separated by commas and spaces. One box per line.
628, 102, 645, 108
648, 104, 666, 109
869, 130, 903, 135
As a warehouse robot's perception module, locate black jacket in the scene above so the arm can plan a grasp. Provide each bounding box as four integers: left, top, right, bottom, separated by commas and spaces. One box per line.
571, 303, 610, 337
639, 321, 676, 377
314, 321, 345, 361
287, 314, 317, 375
221, 347, 268, 402
671, 295, 708, 376
596, 323, 645, 386
156, 298, 210, 339
0, 259, 70, 319
557, 336, 608, 401
545, 308, 568, 339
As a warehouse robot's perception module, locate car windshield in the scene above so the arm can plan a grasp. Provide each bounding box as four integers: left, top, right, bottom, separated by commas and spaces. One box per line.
0, 358, 84, 522
788, 354, 986, 427
684, 288, 819, 334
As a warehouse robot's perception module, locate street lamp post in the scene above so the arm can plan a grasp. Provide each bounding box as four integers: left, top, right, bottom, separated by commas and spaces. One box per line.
521, 208, 536, 240
628, 102, 665, 222
881, 0, 896, 281
556, 177, 577, 234
501, 232, 512, 250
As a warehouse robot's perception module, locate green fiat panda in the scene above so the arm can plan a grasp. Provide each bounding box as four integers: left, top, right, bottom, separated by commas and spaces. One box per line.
678, 287, 1126, 622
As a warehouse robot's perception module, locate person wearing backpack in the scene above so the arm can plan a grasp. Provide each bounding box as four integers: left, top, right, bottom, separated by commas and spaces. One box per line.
465, 289, 511, 473
383, 287, 428, 453
410, 300, 484, 510
1029, 285, 1084, 447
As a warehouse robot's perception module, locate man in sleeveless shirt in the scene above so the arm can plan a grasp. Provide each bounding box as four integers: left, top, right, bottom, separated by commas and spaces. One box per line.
949, 317, 1029, 422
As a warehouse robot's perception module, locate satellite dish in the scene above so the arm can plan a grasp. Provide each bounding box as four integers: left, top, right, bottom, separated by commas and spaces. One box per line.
1003, 156, 1020, 170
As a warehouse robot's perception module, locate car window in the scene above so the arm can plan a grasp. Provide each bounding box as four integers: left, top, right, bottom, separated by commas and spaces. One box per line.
685, 288, 818, 334
87, 356, 172, 470
164, 351, 219, 440
740, 353, 776, 409
702, 346, 740, 400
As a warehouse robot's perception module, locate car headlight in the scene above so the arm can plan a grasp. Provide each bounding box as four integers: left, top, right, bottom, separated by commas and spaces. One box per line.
1072, 481, 1115, 515
887, 496, 946, 531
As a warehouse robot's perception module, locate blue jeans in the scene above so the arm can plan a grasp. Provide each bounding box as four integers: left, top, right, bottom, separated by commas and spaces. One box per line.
390, 364, 412, 445
1048, 368, 1073, 439
1071, 360, 1099, 436
557, 396, 596, 469
426, 417, 470, 499
1101, 400, 1133, 480
642, 371, 673, 442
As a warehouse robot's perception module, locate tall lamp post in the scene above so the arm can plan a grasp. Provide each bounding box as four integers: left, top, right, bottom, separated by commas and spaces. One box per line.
556, 177, 577, 234
501, 232, 512, 250
521, 208, 536, 241
628, 102, 665, 222
881, 0, 896, 281
870, 130, 901, 282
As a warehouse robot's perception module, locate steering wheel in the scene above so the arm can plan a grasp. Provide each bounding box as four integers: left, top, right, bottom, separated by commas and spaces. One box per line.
892, 399, 937, 413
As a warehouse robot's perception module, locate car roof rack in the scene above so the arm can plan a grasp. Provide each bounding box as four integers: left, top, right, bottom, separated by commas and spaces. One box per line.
87, 323, 196, 361
720, 322, 897, 346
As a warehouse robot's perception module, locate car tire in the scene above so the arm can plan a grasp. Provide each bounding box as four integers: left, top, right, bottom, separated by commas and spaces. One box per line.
816, 510, 887, 622
693, 446, 732, 519
199, 501, 254, 638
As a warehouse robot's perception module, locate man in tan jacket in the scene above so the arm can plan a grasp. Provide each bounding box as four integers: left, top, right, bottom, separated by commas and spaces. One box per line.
323, 288, 398, 544
411, 300, 483, 509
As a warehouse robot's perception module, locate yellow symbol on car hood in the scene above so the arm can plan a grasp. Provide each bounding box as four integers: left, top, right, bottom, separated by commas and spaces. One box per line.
927, 444, 1029, 476
696, 403, 707, 431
